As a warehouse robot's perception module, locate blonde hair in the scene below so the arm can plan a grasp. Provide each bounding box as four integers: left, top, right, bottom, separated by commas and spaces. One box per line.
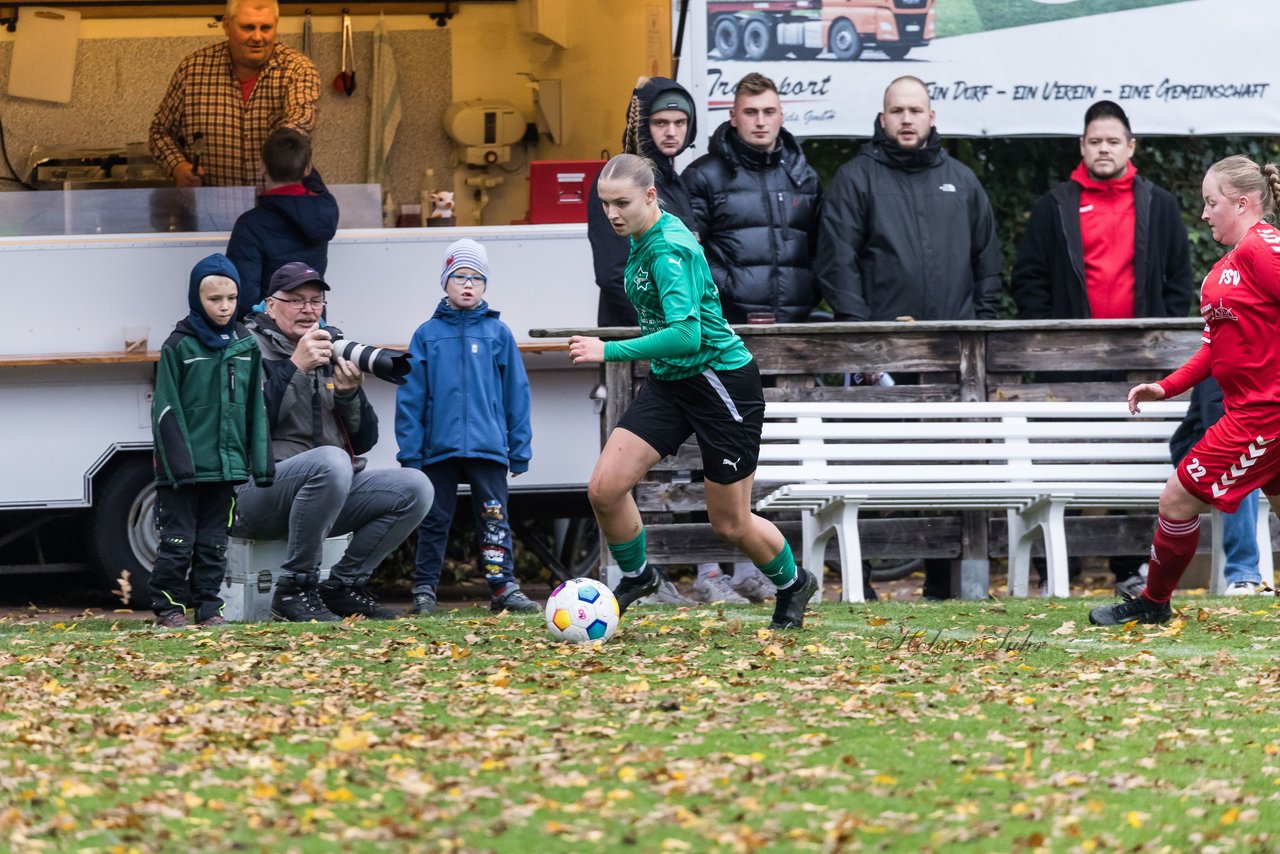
226, 0, 278, 20
598, 152, 656, 192
1209, 155, 1280, 222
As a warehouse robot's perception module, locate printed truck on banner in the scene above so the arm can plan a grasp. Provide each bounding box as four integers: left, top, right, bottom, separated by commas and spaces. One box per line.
706, 0, 935, 62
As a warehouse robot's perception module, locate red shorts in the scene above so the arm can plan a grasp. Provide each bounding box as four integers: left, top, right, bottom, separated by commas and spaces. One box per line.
1176, 411, 1280, 512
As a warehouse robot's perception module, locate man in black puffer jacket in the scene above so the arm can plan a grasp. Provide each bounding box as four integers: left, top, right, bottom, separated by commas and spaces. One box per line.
683, 72, 823, 324
588, 76, 697, 327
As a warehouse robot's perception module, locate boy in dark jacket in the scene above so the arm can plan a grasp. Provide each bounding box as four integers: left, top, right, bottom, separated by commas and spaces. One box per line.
395, 239, 536, 615
226, 127, 338, 318
151, 253, 273, 628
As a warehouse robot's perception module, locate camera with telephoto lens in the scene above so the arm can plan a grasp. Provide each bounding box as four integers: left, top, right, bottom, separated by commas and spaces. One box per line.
327, 329, 412, 385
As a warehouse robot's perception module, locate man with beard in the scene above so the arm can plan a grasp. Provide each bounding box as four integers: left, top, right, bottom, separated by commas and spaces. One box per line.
1012, 100, 1196, 599
814, 76, 1001, 323
813, 76, 1002, 600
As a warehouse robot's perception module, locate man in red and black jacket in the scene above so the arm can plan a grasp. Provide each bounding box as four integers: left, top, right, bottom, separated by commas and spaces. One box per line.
1012, 100, 1192, 321
1012, 100, 1194, 597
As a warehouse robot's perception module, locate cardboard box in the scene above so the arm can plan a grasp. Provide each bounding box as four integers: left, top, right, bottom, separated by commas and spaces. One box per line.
220, 535, 351, 622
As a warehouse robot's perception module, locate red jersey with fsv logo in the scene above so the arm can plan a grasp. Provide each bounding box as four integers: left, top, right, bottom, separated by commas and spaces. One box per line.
1159, 221, 1280, 413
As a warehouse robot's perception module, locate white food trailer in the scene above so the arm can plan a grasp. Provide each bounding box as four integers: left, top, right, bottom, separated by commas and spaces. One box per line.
0, 211, 603, 603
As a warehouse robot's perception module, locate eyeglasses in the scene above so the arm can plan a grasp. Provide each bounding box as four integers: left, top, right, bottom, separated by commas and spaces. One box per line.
271, 296, 327, 310
447, 273, 488, 287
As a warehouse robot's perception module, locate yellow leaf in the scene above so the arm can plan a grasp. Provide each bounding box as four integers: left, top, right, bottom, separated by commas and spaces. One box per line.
1126, 811, 1145, 828
866, 616, 889, 627
872, 774, 897, 785
323, 787, 355, 802
252, 783, 277, 799
42, 679, 63, 694
331, 725, 374, 753
59, 779, 96, 798
1076, 737, 1096, 753
1220, 807, 1239, 825
617, 766, 638, 782
405, 646, 426, 658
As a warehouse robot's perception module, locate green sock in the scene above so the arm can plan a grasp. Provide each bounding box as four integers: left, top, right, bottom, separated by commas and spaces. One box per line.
757, 542, 798, 589
608, 530, 648, 576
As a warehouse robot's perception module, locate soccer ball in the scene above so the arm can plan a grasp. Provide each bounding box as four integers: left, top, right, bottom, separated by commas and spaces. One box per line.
544, 577, 620, 644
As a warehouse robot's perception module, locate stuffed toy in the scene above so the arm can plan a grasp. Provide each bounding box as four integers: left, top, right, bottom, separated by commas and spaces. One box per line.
429, 191, 455, 219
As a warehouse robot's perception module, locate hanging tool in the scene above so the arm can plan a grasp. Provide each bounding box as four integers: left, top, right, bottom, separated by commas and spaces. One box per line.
301, 8, 313, 58
333, 10, 356, 96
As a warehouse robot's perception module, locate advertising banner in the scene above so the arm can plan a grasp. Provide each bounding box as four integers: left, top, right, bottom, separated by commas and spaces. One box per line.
682, 0, 1280, 138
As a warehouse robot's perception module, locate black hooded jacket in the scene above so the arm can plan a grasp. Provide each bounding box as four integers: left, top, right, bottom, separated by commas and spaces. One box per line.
682, 122, 822, 323
588, 77, 697, 326
226, 168, 339, 318
814, 121, 1003, 321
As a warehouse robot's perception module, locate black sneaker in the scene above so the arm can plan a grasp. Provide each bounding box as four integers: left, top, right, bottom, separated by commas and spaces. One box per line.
410, 588, 438, 616
155, 611, 188, 629
272, 587, 342, 623
1088, 593, 1172, 626
613, 565, 661, 616
770, 569, 819, 630
319, 584, 398, 620
490, 585, 540, 613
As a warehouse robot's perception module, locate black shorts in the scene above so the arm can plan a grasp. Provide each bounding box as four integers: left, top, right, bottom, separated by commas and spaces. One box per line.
616, 360, 765, 484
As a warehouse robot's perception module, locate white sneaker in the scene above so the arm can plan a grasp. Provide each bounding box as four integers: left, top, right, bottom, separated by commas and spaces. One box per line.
634, 576, 695, 607
731, 572, 773, 603
1224, 580, 1260, 596
692, 570, 750, 604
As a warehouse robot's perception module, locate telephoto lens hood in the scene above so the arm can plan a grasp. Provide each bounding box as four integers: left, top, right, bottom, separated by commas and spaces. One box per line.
327, 329, 412, 385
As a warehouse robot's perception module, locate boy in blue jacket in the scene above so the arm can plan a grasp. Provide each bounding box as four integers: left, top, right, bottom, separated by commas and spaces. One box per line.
226, 128, 338, 318
395, 239, 536, 615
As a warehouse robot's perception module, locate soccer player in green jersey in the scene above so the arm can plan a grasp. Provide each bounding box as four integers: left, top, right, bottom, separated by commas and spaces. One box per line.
569, 153, 818, 629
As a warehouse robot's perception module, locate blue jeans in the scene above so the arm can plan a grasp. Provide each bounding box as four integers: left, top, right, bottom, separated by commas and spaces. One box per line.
1222, 489, 1262, 585
413, 458, 515, 593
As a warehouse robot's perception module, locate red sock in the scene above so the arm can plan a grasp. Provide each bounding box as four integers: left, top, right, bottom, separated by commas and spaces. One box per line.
1142, 514, 1200, 603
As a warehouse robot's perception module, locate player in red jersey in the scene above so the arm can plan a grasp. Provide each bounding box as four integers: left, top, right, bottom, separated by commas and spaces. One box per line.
1091, 155, 1280, 625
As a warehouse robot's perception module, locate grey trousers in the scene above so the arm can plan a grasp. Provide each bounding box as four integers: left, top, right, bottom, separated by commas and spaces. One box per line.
234, 446, 434, 585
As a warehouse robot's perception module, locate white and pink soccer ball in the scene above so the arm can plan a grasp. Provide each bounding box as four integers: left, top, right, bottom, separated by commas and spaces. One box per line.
544, 577, 620, 643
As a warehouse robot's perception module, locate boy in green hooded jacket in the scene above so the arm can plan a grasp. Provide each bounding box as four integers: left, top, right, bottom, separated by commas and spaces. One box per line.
150, 253, 273, 628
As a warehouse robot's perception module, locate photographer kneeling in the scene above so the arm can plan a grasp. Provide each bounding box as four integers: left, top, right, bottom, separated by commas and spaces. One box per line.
235, 262, 434, 621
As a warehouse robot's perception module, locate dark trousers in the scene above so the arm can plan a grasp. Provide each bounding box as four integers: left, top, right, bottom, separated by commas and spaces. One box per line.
413, 458, 515, 593
150, 482, 236, 620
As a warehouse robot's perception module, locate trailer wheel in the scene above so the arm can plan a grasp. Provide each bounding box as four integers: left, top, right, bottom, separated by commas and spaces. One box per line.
712, 16, 742, 59
742, 19, 772, 62
560, 516, 601, 578
882, 45, 911, 61
828, 19, 862, 60
87, 456, 156, 609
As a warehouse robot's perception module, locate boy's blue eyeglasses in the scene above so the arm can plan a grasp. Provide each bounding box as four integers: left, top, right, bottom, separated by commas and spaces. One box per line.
448, 273, 488, 286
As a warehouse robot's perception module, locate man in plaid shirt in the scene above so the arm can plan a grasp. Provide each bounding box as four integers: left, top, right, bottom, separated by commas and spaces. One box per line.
149, 0, 319, 189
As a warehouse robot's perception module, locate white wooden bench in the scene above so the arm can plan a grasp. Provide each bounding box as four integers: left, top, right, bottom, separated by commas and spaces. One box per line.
753, 401, 1274, 602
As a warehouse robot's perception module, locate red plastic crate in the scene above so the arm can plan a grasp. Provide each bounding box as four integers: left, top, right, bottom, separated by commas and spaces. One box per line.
527, 160, 606, 224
